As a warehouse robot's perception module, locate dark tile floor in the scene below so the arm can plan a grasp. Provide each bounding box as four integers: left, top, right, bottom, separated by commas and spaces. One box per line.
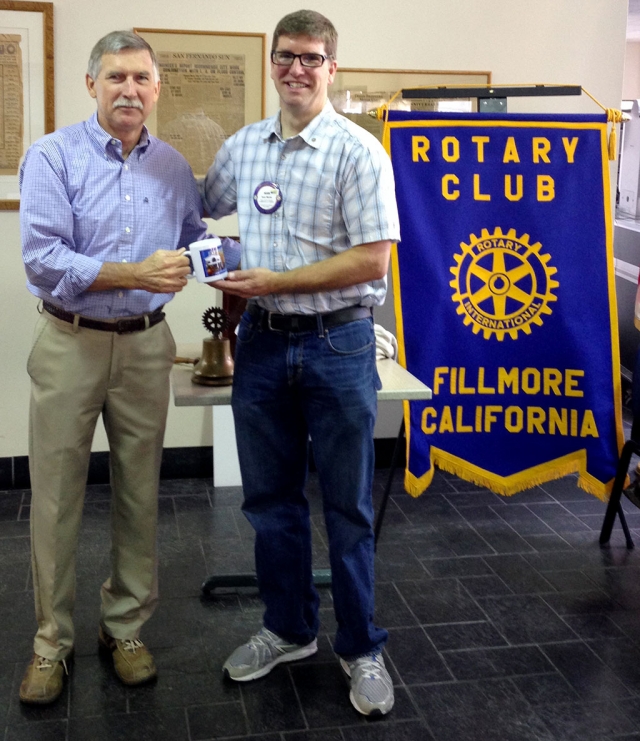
3, 459, 640, 741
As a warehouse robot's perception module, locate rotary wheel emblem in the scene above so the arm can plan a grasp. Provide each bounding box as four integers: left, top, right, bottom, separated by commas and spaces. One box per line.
449, 228, 559, 341
202, 306, 229, 337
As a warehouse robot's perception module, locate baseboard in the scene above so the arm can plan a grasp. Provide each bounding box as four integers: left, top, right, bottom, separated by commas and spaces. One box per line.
0, 439, 404, 490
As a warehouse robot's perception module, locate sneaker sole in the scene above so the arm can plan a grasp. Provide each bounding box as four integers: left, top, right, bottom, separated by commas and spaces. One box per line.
347, 690, 393, 717
224, 640, 318, 682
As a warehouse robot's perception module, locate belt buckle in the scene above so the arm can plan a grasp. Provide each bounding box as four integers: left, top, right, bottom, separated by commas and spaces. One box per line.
266, 312, 277, 331
115, 318, 135, 334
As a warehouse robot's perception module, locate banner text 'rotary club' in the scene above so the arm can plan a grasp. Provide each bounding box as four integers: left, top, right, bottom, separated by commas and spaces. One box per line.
411, 135, 579, 202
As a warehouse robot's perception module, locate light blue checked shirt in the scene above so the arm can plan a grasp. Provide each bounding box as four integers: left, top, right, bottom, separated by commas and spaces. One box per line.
202, 101, 400, 314
20, 112, 209, 318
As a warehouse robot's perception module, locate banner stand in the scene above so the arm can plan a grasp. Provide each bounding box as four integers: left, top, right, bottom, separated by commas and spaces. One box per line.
379, 85, 631, 543
396, 83, 582, 114
600, 440, 637, 549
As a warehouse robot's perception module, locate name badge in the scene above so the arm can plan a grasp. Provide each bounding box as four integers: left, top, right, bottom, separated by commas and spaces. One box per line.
254, 181, 282, 214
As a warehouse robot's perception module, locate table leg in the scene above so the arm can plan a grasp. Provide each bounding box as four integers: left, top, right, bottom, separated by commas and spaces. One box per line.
212, 406, 242, 487
202, 421, 405, 596
374, 419, 405, 549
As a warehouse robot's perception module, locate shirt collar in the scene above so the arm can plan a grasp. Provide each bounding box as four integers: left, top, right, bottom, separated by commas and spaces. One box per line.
264, 100, 336, 149
86, 111, 152, 158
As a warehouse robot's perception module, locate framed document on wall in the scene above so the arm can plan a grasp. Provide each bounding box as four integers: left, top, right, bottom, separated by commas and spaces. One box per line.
0, 0, 54, 210
134, 28, 266, 177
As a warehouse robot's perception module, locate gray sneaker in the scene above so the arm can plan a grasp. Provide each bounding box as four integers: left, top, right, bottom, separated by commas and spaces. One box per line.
223, 627, 318, 681
340, 652, 394, 716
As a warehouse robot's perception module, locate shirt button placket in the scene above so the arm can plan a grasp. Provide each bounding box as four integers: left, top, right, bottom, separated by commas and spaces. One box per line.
119, 160, 134, 310
272, 146, 286, 274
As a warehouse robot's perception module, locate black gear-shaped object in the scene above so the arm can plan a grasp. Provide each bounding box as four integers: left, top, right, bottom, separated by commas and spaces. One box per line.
202, 307, 230, 337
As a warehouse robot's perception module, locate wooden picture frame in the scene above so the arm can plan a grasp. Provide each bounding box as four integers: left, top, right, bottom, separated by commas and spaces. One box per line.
134, 28, 266, 177
330, 67, 492, 140
0, 0, 54, 210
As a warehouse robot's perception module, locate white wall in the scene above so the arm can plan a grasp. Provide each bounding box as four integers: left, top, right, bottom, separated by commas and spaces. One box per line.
0, 0, 629, 458
624, 41, 640, 99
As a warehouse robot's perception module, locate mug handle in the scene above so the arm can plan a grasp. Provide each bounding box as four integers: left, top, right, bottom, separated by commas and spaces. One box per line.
181, 249, 195, 278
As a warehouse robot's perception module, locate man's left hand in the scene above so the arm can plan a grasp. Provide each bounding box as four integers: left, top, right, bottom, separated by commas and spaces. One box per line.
211, 268, 276, 298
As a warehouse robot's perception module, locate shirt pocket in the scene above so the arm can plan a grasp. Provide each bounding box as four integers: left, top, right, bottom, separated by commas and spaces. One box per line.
283, 158, 336, 247
137, 188, 184, 253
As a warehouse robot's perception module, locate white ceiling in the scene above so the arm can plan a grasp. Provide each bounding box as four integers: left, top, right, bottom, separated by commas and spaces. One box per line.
629, 0, 640, 39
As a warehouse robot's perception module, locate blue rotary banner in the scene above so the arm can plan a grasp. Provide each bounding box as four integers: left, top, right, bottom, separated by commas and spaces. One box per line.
384, 111, 624, 499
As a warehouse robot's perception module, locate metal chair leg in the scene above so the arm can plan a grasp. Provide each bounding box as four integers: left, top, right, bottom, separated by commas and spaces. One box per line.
600, 438, 639, 548
617, 503, 635, 550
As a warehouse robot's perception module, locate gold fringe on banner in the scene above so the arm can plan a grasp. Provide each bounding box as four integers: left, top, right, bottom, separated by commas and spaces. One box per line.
402, 448, 623, 502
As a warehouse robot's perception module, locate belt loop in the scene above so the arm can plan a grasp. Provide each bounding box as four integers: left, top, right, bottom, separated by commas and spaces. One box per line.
72, 314, 80, 333
37, 299, 43, 315
316, 313, 324, 338
144, 314, 150, 329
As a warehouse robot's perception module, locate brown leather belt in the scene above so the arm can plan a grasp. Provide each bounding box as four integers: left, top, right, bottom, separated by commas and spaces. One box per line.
43, 302, 165, 334
248, 304, 372, 332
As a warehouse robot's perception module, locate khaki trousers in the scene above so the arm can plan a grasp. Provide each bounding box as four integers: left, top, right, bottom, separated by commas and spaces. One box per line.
27, 310, 176, 660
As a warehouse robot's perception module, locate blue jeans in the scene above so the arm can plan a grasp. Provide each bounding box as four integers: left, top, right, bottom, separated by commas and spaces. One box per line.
231, 310, 388, 658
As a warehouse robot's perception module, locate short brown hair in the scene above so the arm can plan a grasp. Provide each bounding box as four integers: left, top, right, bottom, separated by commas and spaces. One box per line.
87, 31, 158, 81
272, 10, 338, 59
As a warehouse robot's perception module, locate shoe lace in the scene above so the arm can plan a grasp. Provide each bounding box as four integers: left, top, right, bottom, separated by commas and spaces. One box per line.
247, 628, 286, 659
249, 630, 275, 651
36, 656, 53, 671
356, 655, 384, 680
121, 638, 144, 654
36, 656, 70, 675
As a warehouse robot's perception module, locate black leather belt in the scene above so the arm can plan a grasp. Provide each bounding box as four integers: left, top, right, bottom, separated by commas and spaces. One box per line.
43, 302, 165, 334
248, 304, 372, 332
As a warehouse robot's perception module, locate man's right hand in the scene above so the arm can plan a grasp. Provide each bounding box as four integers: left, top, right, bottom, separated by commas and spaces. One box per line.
133, 249, 192, 293
89, 249, 192, 294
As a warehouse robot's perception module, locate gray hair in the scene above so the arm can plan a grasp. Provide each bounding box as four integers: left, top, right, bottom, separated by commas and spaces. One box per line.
87, 31, 159, 81
272, 10, 338, 59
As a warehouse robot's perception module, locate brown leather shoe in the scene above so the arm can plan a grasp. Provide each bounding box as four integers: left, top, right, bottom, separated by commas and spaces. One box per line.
19, 653, 70, 704
98, 626, 157, 685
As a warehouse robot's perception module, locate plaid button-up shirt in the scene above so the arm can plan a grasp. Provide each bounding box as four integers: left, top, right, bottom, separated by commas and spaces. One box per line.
202, 101, 400, 315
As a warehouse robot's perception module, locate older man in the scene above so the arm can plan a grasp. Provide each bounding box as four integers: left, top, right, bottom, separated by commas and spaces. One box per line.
18, 30, 237, 704
202, 10, 399, 716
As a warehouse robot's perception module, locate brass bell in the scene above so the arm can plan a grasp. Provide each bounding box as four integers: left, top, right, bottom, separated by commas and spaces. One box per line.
192, 307, 234, 386
192, 337, 234, 386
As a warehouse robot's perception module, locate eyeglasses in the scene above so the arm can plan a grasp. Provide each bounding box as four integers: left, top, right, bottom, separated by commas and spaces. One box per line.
271, 51, 329, 68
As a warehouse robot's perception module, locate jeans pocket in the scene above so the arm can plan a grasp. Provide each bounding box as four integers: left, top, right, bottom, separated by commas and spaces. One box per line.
236, 312, 259, 346
325, 318, 374, 356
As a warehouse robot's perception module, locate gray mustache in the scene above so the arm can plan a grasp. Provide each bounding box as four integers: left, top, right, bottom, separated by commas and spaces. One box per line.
113, 98, 144, 110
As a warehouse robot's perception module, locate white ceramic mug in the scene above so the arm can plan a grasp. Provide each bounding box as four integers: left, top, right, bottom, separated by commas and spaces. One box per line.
184, 238, 228, 283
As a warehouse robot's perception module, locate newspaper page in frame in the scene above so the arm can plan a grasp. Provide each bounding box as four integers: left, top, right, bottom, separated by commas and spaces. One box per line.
156, 51, 245, 177
0, 34, 24, 176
